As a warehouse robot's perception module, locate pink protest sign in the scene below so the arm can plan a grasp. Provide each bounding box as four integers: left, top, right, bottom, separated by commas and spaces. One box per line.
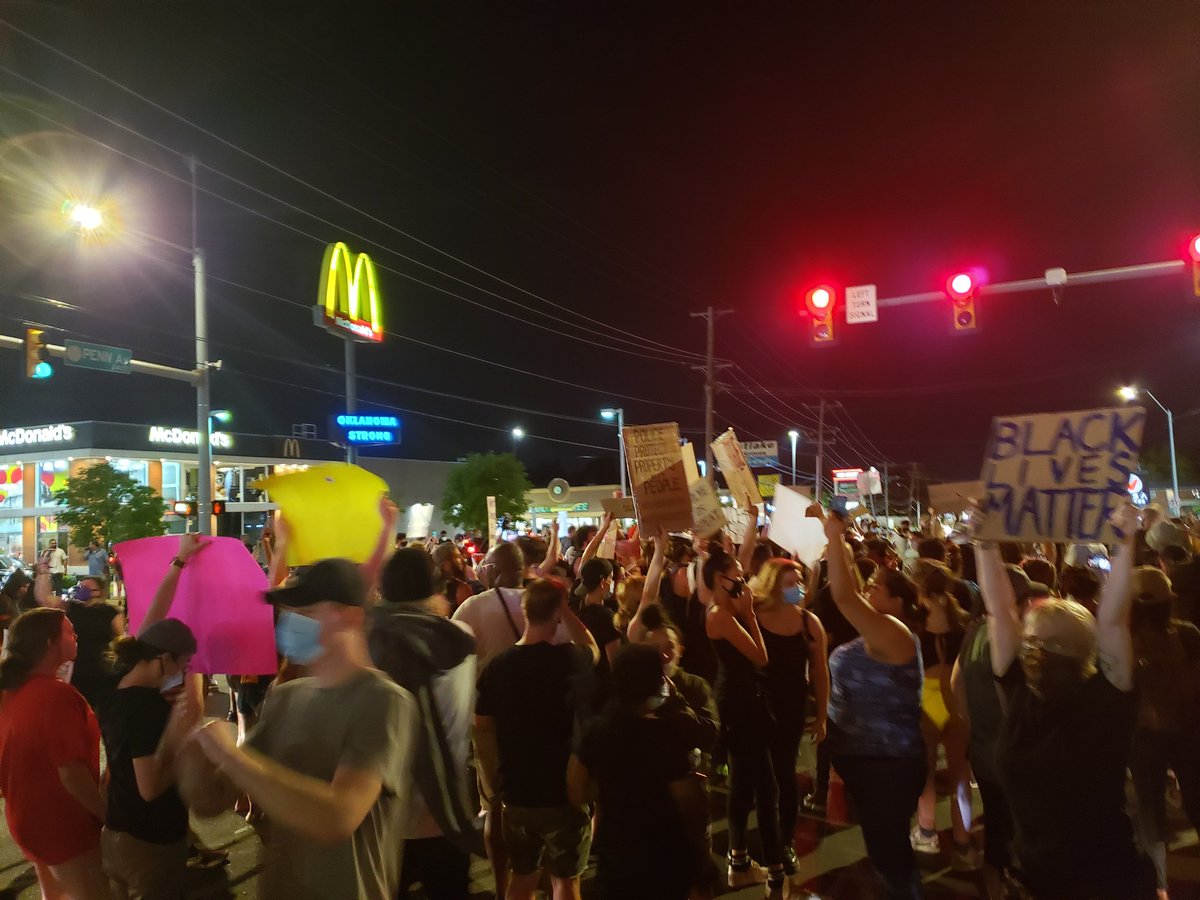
115, 536, 276, 675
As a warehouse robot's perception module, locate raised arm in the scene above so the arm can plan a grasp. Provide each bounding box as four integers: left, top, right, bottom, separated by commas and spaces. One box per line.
629, 528, 668, 642
974, 539, 1021, 677
538, 520, 561, 575
141, 533, 208, 634
268, 514, 291, 588
817, 507, 915, 664
33, 566, 63, 608
360, 498, 398, 591
576, 513, 613, 575
738, 504, 759, 573
1095, 504, 1138, 691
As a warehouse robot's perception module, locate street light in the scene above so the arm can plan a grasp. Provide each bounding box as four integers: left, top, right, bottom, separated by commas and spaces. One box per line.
601, 408, 627, 496
511, 427, 524, 456
65, 157, 214, 534
1119, 385, 1180, 515
788, 430, 800, 486
210, 409, 232, 424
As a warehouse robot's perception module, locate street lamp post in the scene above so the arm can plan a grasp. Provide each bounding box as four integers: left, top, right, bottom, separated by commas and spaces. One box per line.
65, 157, 214, 534
788, 430, 799, 486
601, 408, 626, 496
1120, 385, 1181, 515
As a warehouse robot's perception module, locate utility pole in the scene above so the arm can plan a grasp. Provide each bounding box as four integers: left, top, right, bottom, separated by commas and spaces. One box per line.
814, 398, 826, 501
690, 307, 732, 484
883, 461, 892, 526
909, 462, 923, 523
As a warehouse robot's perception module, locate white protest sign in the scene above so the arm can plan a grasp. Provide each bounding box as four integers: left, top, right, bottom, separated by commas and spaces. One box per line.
768, 484, 827, 566
845, 284, 878, 324
977, 406, 1146, 543
681, 441, 724, 535
711, 429, 759, 508
486, 495, 498, 542
722, 505, 756, 543
623, 423, 693, 533
598, 524, 618, 559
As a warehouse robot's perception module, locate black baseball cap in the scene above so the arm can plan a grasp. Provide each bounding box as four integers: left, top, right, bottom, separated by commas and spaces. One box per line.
139, 618, 198, 657
265, 558, 367, 608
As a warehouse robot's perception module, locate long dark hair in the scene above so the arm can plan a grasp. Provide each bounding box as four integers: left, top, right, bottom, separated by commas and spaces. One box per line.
108, 635, 166, 675
701, 545, 736, 590
0, 608, 66, 691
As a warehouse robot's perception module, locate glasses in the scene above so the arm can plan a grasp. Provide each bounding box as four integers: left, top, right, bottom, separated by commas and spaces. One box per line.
719, 574, 745, 597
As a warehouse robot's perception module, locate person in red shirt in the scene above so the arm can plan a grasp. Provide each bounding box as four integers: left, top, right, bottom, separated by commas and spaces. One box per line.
0, 607, 110, 899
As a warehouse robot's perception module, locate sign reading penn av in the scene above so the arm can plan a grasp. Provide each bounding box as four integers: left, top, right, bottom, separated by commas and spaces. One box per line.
315, 242, 384, 343
334, 414, 401, 446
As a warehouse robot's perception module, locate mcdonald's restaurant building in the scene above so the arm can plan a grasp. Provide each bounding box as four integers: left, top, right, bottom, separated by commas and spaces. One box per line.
0, 420, 349, 570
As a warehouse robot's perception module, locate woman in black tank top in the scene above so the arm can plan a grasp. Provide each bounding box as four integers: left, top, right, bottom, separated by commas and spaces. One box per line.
750, 558, 830, 880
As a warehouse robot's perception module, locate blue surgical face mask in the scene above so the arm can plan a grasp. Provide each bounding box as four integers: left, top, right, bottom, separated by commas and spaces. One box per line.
275, 609, 324, 664
160, 661, 184, 693
782, 585, 804, 606
75, 585, 93, 602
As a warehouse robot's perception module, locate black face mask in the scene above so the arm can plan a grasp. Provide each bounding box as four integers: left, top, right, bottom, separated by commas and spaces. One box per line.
1021, 646, 1089, 704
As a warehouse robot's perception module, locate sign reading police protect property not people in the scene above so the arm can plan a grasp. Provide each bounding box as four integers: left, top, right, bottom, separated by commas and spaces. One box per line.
977, 406, 1146, 543
623, 422, 693, 533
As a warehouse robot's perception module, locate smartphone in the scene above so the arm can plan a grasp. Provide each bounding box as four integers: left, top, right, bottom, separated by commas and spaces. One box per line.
1088, 554, 1112, 573
831, 496, 849, 519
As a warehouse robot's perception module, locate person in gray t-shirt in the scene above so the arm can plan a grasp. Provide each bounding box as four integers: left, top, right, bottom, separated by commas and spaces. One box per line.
181, 559, 417, 900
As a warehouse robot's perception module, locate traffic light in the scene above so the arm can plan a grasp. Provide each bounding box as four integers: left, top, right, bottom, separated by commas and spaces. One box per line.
946, 272, 978, 331
1189, 233, 1200, 297
23, 328, 53, 380
804, 285, 837, 344
211, 500, 226, 516
172, 501, 195, 517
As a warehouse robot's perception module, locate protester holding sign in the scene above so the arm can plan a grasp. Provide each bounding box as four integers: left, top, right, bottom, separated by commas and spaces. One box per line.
817, 505, 925, 900
975, 502, 1156, 898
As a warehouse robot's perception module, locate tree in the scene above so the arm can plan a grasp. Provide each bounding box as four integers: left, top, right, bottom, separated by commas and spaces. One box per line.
1139, 445, 1198, 488
54, 462, 168, 548
440, 453, 532, 534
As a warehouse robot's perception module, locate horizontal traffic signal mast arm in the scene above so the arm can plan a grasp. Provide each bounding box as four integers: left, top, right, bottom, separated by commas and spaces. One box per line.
0, 333, 202, 384
871, 259, 1186, 311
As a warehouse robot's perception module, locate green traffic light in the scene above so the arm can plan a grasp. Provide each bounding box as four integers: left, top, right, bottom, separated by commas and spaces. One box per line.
32, 362, 53, 379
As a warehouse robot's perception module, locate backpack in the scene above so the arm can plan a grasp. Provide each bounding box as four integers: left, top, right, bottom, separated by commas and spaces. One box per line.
1134, 626, 1200, 734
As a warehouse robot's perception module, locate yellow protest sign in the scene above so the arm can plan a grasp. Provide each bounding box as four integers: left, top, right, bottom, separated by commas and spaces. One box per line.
253, 463, 388, 565
711, 429, 759, 508
758, 474, 780, 498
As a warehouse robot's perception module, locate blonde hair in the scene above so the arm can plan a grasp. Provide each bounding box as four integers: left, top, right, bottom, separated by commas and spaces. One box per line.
617, 575, 645, 630
1026, 599, 1098, 674
749, 558, 801, 610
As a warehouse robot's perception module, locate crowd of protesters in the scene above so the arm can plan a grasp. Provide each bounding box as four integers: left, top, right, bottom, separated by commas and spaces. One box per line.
0, 491, 1197, 900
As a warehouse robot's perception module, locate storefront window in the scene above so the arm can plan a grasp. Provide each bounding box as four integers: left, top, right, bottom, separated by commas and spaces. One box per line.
37, 515, 66, 553
38, 460, 70, 506
161, 461, 182, 502
110, 458, 148, 486
242, 466, 270, 502
0, 464, 24, 510
0, 516, 23, 557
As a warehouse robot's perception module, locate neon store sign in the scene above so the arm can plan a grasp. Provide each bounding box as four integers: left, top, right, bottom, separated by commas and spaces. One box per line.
335, 414, 399, 445
0, 424, 76, 447
317, 242, 383, 343
148, 426, 233, 449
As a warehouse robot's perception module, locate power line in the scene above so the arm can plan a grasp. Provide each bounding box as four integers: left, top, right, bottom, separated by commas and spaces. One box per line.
0, 28, 712, 365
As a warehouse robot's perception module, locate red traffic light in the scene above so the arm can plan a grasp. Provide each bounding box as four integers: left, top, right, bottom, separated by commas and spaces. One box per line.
803, 285, 837, 344
1188, 234, 1200, 263
947, 272, 975, 303
806, 286, 833, 313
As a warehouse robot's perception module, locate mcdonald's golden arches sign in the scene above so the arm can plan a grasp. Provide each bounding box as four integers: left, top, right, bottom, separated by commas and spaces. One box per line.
315, 242, 383, 342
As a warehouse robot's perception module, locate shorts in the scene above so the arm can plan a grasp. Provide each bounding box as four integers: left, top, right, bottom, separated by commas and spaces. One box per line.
502, 804, 591, 879
921, 676, 951, 731
235, 676, 270, 717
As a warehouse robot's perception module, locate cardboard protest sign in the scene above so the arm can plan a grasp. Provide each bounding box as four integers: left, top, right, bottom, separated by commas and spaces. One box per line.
678, 441, 725, 535
253, 463, 388, 565
623, 423, 693, 533
486, 496, 498, 541
600, 497, 636, 518
927, 481, 984, 515
681, 442, 701, 484
116, 536, 276, 675
597, 525, 618, 559
711, 429, 759, 508
768, 484, 827, 566
758, 474, 780, 498
977, 406, 1145, 543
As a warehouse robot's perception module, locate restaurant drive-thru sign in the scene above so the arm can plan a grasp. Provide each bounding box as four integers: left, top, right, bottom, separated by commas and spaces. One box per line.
315, 242, 384, 343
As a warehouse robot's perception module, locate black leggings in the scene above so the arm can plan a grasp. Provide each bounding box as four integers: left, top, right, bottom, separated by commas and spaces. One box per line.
833, 753, 925, 900
768, 722, 804, 846
727, 740, 783, 866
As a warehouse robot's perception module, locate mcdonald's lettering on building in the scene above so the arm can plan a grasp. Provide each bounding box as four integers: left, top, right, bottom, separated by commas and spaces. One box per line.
315, 242, 384, 342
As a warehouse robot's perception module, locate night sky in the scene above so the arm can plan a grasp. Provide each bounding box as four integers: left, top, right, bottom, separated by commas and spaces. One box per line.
0, 3, 1197, 497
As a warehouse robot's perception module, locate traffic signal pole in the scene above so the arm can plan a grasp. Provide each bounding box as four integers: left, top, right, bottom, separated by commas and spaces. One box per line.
690, 307, 732, 484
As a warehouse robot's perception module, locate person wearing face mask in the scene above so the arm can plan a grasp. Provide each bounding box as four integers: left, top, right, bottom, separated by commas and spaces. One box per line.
60, 575, 123, 714
819, 507, 926, 900
702, 545, 784, 894
748, 557, 829, 883
100, 618, 199, 899
578, 557, 622, 704
976, 503, 1156, 899
178, 558, 418, 900
431, 541, 482, 611
1127, 566, 1200, 899
568, 641, 719, 900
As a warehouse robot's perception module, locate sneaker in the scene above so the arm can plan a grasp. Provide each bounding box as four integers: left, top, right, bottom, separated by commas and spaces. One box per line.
951, 844, 983, 871
909, 824, 940, 855
727, 852, 768, 888
782, 845, 800, 876
802, 792, 827, 815
765, 870, 785, 899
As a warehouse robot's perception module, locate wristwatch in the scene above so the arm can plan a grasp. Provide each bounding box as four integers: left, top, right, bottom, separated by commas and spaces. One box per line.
170, 557, 186, 569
